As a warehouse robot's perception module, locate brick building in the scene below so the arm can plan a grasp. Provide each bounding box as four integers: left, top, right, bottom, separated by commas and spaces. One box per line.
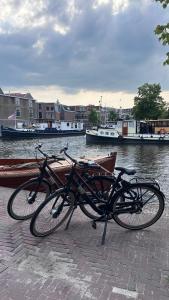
0, 90, 36, 128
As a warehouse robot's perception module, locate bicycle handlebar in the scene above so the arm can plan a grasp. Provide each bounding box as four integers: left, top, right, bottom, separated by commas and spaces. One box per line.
60, 146, 100, 169
35, 145, 65, 162
60, 146, 77, 163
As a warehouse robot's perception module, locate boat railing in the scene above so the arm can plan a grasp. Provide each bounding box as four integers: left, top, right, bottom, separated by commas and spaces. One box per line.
124, 132, 169, 137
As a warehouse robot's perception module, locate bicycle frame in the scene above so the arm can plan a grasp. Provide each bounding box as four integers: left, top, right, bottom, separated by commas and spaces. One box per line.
26, 158, 65, 198
62, 163, 115, 215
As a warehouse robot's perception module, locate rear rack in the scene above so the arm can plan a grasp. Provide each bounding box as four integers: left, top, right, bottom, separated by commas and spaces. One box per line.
130, 176, 160, 190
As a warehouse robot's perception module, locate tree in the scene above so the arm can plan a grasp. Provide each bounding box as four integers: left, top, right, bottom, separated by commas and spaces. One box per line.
109, 110, 118, 121
155, 0, 169, 65
133, 83, 166, 120
88, 109, 98, 125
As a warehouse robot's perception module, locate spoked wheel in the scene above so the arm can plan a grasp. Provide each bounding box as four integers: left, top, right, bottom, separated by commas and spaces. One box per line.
7, 178, 50, 220
113, 183, 165, 230
30, 188, 75, 237
79, 175, 115, 220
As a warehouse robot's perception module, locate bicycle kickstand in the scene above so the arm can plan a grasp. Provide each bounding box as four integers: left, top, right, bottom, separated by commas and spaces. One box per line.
64, 207, 76, 230
101, 216, 108, 245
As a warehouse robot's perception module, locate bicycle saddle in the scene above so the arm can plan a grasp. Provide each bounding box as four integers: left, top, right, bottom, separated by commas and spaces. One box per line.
115, 167, 136, 175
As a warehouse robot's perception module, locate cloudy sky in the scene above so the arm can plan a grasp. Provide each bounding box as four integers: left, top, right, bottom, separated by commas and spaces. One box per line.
0, 0, 169, 107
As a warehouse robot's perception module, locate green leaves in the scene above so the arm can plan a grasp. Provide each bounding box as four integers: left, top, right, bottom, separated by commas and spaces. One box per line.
109, 110, 118, 121
88, 109, 98, 125
155, 0, 169, 64
155, 0, 169, 8
133, 83, 166, 120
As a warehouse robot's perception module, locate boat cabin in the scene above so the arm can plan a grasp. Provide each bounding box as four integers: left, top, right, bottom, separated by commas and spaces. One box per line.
98, 119, 169, 136
118, 120, 169, 135
17, 121, 84, 131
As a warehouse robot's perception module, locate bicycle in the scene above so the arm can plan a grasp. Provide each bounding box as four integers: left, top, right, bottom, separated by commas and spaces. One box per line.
30, 146, 165, 245
7, 144, 65, 220
7, 145, 114, 221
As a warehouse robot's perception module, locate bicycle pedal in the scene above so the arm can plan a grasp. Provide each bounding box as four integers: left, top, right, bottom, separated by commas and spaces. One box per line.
92, 221, 97, 229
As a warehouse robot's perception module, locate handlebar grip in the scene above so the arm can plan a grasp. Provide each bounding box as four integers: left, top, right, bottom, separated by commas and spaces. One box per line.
60, 147, 68, 154
35, 144, 42, 150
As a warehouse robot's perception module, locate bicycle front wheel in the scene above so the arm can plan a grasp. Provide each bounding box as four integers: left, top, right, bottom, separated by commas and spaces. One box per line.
113, 183, 165, 230
30, 188, 75, 237
7, 178, 50, 220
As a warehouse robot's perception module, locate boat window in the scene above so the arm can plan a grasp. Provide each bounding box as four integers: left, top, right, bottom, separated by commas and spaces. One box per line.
67, 122, 69, 126
105, 132, 109, 135
100, 131, 104, 135
110, 132, 114, 136
128, 121, 134, 127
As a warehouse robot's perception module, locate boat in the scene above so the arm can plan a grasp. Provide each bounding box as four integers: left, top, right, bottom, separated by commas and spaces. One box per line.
0, 152, 117, 188
86, 128, 169, 144
1, 126, 85, 139
86, 120, 169, 145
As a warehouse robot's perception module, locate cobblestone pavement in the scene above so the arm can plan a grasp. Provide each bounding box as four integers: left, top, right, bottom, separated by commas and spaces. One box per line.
1, 186, 169, 300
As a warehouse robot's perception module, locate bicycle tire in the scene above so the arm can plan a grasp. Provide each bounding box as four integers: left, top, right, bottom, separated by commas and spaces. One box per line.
112, 183, 165, 230
30, 188, 75, 237
79, 175, 115, 220
7, 178, 50, 220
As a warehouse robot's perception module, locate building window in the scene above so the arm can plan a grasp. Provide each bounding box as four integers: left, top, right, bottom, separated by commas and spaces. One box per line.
51, 107, 54, 111
29, 100, 33, 108
46, 106, 49, 111
39, 112, 42, 119
39, 104, 42, 109
15, 97, 20, 106
29, 108, 33, 118
16, 109, 21, 117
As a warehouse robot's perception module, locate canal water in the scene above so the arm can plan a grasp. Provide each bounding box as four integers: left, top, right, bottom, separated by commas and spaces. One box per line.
0, 135, 169, 199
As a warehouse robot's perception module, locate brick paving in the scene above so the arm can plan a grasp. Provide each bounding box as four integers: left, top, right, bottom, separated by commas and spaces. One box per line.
1, 186, 169, 300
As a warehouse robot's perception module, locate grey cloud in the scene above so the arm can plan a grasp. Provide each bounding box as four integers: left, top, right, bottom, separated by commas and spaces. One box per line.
0, 0, 168, 94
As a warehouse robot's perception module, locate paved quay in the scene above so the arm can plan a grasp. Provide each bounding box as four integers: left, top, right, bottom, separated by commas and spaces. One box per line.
1, 186, 169, 300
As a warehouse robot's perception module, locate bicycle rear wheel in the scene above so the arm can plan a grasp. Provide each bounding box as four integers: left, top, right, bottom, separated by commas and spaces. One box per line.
113, 183, 165, 230
79, 175, 115, 219
7, 178, 50, 220
30, 188, 75, 237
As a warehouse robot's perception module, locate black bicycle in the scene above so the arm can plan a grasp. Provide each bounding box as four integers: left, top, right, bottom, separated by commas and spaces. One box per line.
30, 147, 165, 244
7, 145, 114, 221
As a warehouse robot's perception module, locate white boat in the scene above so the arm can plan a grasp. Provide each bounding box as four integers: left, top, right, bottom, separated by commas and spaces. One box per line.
1, 121, 85, 139
86, 120, 169, 145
